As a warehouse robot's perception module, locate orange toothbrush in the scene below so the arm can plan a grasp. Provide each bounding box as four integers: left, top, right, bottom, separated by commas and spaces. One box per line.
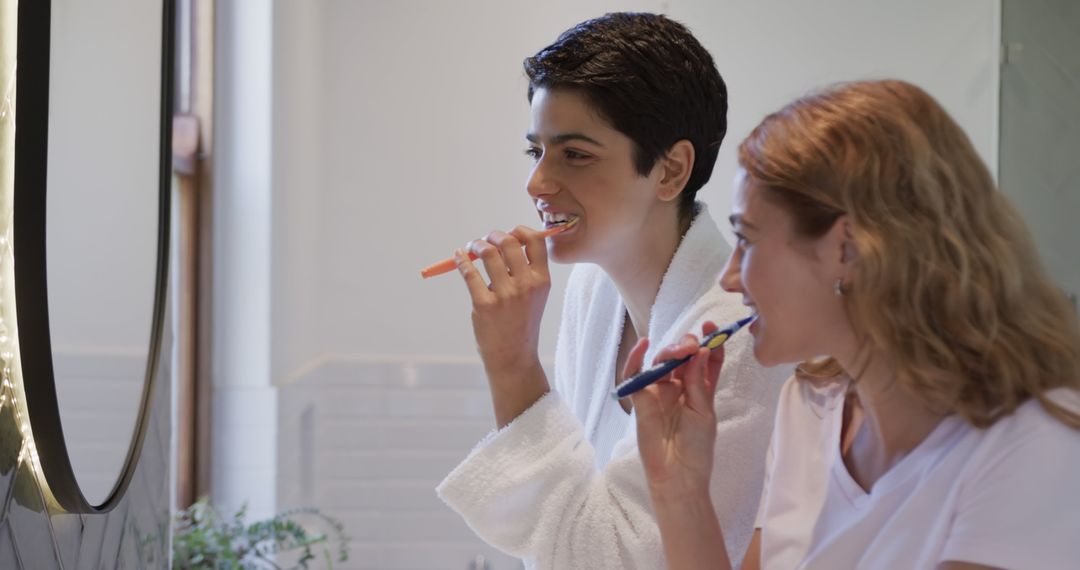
420, 218, 578, 279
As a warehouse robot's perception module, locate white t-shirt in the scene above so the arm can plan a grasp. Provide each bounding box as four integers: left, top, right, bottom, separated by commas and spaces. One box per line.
756, 377, 1080, 570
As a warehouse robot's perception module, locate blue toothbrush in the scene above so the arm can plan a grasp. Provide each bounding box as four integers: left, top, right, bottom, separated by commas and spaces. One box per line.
612, 316, 754, 400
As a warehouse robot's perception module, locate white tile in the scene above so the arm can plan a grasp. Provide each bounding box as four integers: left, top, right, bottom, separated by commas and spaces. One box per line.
318, 418, 492, 451
316, 449, 464, 483
335, 511, 482, 542
313, 480, 442, 510
383, 388, 494, 419
315, 386, 389, 417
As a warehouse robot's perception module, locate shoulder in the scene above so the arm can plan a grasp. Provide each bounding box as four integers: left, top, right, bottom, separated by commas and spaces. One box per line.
774, 375, 846, 419
942, 388, 1080, 506
973, 388, 1080, 452
765, 375, 847, 452
936, 390, 1080, 568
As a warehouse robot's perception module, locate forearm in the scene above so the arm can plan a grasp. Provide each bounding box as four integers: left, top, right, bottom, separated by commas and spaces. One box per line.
650, 485, 733, 570
484, 358, 550, 428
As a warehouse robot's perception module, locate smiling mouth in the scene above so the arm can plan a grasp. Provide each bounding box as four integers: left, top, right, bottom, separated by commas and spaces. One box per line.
541, 211, 579, 228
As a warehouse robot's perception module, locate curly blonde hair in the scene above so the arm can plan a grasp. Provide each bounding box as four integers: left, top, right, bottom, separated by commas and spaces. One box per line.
738, 79, 1080, 428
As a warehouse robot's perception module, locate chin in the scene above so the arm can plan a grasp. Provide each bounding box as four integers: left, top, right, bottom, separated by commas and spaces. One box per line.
547, 243, 584, 265
750, 338, 799, 368
751, 346, 783, 367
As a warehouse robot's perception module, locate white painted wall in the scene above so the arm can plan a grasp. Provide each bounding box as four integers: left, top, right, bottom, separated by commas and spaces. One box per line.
210, 1, 1006, 568
272, 0, 327, 386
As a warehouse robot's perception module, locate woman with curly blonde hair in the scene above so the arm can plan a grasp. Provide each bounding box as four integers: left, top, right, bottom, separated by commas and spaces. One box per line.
624, 79, 1080, 569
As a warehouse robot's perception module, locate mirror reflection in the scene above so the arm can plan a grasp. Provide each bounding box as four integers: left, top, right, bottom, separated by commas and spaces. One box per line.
46, 0, 163, 506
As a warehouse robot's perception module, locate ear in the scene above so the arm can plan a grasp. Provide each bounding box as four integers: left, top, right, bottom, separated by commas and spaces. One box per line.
655, 140, 695, 203
819, 214, 859, 275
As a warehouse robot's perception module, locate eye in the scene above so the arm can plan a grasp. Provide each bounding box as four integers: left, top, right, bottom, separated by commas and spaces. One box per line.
524, 146, 542, 161
564, 149, 592, 161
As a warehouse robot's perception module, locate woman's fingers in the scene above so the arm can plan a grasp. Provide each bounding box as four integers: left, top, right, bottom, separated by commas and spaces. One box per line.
628, 334, 698, 413
700, 321, 719, 336
626, 326, 725, 417
466, 229, 550, 295
454, 249, 494, 301
486, 230, 529, 278
621, 337, 650, 380
623, 338, 663, 414
683, 347, 720, 413
650, 333, 701, 365
509, 225, 550, 278
467, 238, 512, 292
641, 329, 724, 414
699, 321, 725, 393
630, 378, 667, 422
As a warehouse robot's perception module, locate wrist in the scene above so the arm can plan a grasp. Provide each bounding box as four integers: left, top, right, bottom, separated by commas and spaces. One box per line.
649, 477, 712, 506
482, 351, 543, 380
650, 485, 729, 570
487, 359, 550, 428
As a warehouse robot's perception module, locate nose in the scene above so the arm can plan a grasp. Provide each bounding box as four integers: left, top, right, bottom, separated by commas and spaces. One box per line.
526, 157, 559, 199
719, 247, 743, 293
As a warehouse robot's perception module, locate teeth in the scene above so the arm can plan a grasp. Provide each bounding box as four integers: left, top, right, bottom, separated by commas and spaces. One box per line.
542, 212, 577, 225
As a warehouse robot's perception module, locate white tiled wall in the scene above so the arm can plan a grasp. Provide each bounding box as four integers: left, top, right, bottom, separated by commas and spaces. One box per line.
278, 359, 525, 570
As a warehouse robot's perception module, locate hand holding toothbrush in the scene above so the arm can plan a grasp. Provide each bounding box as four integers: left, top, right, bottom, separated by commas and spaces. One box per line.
624, 321, 726, 495
451, 225, 557, 428
624, 321, 734, 569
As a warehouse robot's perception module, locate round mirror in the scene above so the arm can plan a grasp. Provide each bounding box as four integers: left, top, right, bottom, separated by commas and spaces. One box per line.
13, 0, 173, 512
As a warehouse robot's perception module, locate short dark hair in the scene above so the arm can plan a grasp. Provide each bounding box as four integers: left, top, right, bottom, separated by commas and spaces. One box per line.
524, 13, 728, 220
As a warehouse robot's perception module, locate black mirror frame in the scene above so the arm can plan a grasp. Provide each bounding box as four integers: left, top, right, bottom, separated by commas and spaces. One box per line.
13, 0, 175, 513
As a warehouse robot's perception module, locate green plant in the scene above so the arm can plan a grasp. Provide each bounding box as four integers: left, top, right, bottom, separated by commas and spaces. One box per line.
172, 497, 350, 570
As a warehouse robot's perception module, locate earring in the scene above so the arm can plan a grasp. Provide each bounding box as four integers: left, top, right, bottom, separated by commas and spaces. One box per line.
834, 278, 846, 297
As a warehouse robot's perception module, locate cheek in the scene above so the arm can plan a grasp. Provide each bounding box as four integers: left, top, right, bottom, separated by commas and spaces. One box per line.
579, 191, 631, 237
742, 248, 802, 317
739, 249, 768, 299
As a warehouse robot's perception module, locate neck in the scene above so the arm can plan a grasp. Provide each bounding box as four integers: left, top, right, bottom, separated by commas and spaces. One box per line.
840, 351, 946, 473
600, 208, 689, 339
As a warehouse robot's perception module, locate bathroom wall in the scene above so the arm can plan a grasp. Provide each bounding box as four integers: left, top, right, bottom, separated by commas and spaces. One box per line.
204, 1, 1004, 568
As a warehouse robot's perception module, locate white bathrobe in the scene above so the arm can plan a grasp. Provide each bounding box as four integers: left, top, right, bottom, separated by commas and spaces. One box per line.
437, 204, 791, 569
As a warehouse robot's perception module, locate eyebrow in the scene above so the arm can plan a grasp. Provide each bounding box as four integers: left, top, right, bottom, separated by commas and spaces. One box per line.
728, 214, 759, 231
526, 132, 606, 147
